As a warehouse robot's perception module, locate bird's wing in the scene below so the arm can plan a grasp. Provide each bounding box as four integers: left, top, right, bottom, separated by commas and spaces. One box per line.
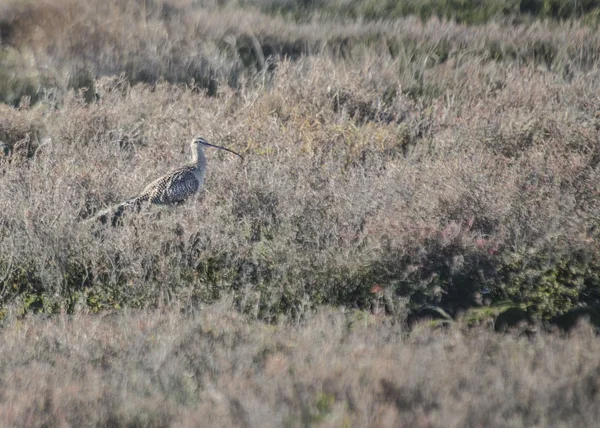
141, 168, 200, 204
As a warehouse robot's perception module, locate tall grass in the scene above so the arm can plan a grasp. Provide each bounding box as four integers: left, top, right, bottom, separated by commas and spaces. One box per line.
3, 1, 600, 425
3, 0, 600, 103
2, 0, 600, 325
1, 303, 599, 427
0, 55, 599, 325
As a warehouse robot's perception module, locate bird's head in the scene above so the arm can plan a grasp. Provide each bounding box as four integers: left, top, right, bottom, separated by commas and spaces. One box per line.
192, 137, 244, 160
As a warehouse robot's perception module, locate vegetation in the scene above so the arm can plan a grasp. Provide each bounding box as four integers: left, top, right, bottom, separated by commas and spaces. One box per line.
1, 303, 600, 427
260, 0, 600, 24
2, 0, 600, 324
2, 0, 600, 424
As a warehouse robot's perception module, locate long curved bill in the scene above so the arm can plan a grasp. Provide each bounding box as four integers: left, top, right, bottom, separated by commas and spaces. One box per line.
204, 142, 244, 160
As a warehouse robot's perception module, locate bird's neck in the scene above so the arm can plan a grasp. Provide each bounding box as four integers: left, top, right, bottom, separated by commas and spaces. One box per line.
191, 146, 207, 183
191, 146, 205, 166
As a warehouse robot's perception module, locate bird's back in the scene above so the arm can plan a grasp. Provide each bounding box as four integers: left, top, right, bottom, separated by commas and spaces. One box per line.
137, 164, 200, 205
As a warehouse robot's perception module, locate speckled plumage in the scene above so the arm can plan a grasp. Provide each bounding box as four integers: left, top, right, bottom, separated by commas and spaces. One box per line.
132, 165, 202, 205
95, 137, 242, 226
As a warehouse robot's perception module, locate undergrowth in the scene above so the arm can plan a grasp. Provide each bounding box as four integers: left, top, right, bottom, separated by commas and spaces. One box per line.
2, 304, 600, 427
1, 1, 600, 329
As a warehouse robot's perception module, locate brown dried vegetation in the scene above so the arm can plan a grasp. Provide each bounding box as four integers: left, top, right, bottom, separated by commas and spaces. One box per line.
1, 304, 600, 427
1, 0, 600, 424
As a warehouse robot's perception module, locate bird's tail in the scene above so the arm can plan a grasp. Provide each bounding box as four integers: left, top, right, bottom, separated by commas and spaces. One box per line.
89, 194, 149, 227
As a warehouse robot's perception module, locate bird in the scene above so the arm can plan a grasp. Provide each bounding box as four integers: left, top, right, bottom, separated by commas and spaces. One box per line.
94, 137, 243, 226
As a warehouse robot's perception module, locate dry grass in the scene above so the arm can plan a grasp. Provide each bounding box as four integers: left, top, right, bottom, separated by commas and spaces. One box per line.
2, 0, 600, 425
0, 302, 599, 427
3, 0, 600, 101
1, 52, 600, 321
